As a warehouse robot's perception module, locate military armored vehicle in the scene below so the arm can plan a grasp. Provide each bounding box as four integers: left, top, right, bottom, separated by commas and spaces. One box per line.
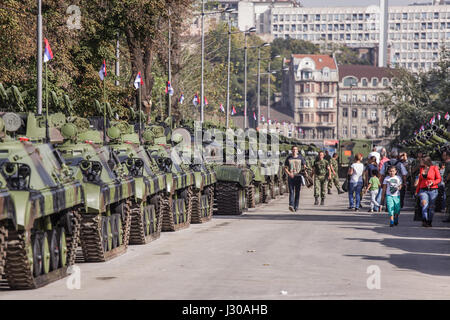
143, 122, 195, 231
0, 111, 84, 289
337, 139, 372, 178
172, 126, 217, 224
106, 120, 168, 244
54, 114, 135, 262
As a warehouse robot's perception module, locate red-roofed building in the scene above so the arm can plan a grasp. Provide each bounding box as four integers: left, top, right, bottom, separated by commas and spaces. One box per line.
285, 54, 339, 143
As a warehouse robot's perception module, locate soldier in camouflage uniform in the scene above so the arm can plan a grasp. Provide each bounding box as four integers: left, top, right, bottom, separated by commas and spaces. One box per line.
442, 150, 450, 222
328, 153, 345, 195
313, 151, 332, 205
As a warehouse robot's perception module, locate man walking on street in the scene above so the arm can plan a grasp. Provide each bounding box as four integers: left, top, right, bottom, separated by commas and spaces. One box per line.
442, 150, 450, 222
313, 151, 332, 205
284, 146, 307, 212
328, 153, 345, 195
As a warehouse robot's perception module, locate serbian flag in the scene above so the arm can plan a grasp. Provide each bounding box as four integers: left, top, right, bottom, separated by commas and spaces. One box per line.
193, 93, 199, 106
445, 112, 450, 120
219, 104, 225, 113
44, 38, 53, 63
231, 106, 237, 115
253, 112, 256, 120
204, 96, 208, 105
99, 60, 106, 81
429, 115, 435, 125
420, 125, 425, 131
134, 72, 143, 89
414, 130, 418, 135
179, 94, 184, 104
261, 115, 265, 122
437, 113, 441, 121
165, 81, 174, 96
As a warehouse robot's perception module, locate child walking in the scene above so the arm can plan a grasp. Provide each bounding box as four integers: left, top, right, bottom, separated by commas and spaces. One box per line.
381, 166, 403, 227
367, 170, 381, 213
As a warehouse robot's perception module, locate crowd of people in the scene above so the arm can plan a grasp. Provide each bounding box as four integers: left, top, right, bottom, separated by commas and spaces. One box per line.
284, 145, 450, 228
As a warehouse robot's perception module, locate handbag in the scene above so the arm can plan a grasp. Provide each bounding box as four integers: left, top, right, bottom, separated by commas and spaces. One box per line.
342, 176, 349, 192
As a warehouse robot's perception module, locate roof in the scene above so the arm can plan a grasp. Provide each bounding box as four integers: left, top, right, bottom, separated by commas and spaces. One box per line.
291, 54, 337, 70
338, 64, 398, 82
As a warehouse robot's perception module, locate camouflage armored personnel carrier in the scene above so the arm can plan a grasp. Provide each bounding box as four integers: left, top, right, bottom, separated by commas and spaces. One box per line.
143, 122, 195, 231
337, 139, 372, 178
0, 111, 84, 289
105, 119, 169, 244
171, 126, 217, 224
54, 114, 135, 262
209, 127, 252, 215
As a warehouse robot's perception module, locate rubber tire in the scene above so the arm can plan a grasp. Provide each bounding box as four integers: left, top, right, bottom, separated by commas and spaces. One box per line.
58, 227, 67, 268
32, 234, 43, 277
41, 232, 51, 274
48, 230, 60, 271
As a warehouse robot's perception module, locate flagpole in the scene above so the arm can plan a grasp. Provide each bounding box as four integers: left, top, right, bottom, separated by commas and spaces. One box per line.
103, 76, 106, 144
37, 0, 43, 115
45, 61, 49, 142
139, 84, 142, 141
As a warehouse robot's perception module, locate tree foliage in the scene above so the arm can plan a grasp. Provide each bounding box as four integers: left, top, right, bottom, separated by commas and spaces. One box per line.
381, 47, 450, 143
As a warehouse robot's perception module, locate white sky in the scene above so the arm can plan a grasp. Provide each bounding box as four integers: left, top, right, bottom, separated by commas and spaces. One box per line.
300, 0, 432, 7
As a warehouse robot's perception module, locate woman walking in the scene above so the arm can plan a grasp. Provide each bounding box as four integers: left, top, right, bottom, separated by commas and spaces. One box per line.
348, 153, 364, 211
416, 157, 441, 227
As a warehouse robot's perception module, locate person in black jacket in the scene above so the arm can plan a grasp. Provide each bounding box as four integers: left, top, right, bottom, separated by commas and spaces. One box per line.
284, 146, 307, 212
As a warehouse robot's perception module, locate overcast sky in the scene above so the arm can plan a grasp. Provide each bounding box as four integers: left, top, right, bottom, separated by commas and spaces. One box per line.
300, 0, 429, 7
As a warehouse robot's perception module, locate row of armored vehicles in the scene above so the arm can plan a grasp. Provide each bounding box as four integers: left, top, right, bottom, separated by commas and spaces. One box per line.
0, 85, 308, 290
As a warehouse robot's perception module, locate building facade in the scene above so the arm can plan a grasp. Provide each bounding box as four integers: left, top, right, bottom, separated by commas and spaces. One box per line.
337, 65, 396, 145
286, 54, 339, 142
221, 1, 449, 72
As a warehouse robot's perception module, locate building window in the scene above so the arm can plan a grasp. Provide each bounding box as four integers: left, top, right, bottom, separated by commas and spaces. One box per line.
304, 99, 310, 108
352, 108, 358, 118
371, 109, 377, 120
362, 78, 368, 87
352, 95, 357, 103
361, 126, 367, 136
362, 108, 367, 118
382, 78, 389, 87
342, 94, 348, 102
343, 76, 357, 87
372, 78, 378, 87
371, 127, 377, 136
302, 71, 312, 79
343, 108, 348, 117
352, 126, 357, 135
361, 94, 367, 102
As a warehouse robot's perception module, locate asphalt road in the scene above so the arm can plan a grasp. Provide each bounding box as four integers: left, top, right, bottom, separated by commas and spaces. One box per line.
1, 187, 449, 300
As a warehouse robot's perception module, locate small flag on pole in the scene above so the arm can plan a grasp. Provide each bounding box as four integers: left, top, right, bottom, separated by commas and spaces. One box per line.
179, 93, 184, 104
253, 112, 256, 120
231, 106, 237, 115
420, 125, 425, 131
44, 38, 53, 63
429, 115, 435, 125
99, 60, 107, 81
193, 93, 199, 106
261, 115, 265, 122
134, 72, 143, 89
165, 81, 174, 96
437, 113, 441, 121
445, 112, 450, 120
204, 96, 208, 105
219, 103, 225, 113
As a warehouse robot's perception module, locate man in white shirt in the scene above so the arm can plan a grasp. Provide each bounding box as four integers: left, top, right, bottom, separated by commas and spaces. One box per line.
368, 147, 380, 165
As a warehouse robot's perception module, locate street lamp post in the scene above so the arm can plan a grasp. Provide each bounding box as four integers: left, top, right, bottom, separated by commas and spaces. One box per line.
226, 14, 232, 128
199, 6, 234, 124
243, 27, 256, 129
256, 43, 270, 128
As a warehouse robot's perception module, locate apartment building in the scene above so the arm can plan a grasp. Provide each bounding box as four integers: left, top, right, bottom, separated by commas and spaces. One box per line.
337, 65, 396, 145
286, 54, 339, 142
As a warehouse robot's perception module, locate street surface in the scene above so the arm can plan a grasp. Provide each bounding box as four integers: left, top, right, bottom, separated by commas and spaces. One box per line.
1, 187, 449, 299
